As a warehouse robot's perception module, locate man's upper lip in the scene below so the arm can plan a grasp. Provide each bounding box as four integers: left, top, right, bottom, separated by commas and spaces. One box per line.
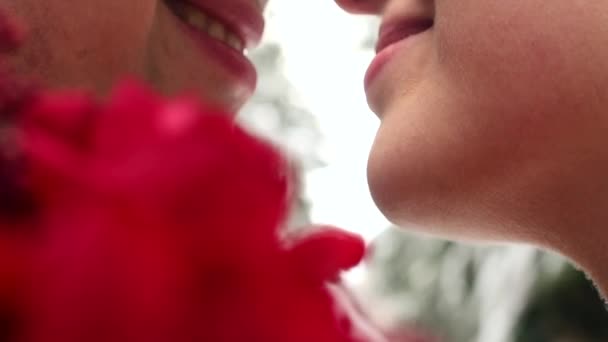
375, 18, 433, 53
185, 0, 265, 49
255, 0, 269, 10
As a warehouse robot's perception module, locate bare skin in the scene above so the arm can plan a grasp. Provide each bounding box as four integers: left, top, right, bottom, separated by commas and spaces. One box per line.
2, 0, 267, 112
336, 0, 608, 299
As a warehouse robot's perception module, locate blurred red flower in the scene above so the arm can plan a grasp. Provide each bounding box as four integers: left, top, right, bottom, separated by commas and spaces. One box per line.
18, 80, 369, 341
0, 27, 372, 339
0, 9, 437, 342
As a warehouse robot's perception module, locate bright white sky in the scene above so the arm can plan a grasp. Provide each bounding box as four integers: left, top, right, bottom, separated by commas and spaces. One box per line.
263, 0, 390, 243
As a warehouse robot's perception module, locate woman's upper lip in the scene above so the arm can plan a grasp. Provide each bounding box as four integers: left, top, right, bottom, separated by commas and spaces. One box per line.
375, 17, 433, 54
185, 0, 265, 49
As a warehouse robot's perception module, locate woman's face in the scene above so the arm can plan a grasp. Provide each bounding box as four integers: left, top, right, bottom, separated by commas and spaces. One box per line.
338, 0, 608, 244
3, 0, 267, 112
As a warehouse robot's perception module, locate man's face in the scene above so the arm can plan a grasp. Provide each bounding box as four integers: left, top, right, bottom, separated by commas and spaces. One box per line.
3, 0, 266, 112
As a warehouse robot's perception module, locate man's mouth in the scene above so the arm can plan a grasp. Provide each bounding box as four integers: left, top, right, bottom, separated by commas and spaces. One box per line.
166, 0, 246, 53
162, 0, 265, 94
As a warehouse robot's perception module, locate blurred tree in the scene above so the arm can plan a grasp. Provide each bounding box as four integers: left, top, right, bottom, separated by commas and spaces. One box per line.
239, 42, 325, 229
359, 227, 608, 342
514, 263, 608, 342
362, 229, 485, 342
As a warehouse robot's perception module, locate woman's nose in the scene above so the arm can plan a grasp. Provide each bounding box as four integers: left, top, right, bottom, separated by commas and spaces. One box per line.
334, 0, 385, 14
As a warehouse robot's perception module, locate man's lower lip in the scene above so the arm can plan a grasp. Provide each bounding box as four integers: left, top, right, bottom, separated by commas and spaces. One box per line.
179, 21, 257, 91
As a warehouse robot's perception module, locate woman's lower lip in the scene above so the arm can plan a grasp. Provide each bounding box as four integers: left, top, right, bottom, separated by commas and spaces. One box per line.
364, 35, 418, 92
178, 21, 257, 92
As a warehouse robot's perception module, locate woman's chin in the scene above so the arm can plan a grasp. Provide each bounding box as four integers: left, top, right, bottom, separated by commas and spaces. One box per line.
366, 140, 526, 243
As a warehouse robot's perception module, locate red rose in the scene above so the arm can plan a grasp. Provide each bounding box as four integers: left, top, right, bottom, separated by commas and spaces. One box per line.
17, 81, 369, 341
0, 9, 402, 342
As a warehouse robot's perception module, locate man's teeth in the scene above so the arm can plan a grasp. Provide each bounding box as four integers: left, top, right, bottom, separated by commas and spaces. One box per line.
175, 3, 245, 52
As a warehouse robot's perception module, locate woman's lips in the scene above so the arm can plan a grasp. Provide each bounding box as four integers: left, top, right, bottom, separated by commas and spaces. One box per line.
374, 19, 433, 54
364, 18, 433, 92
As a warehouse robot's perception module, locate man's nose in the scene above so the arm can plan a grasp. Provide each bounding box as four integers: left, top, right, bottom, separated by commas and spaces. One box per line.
334, 0, 385, 14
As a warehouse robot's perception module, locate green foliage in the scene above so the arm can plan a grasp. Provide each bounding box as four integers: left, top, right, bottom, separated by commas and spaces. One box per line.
515, 266, 608, 342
